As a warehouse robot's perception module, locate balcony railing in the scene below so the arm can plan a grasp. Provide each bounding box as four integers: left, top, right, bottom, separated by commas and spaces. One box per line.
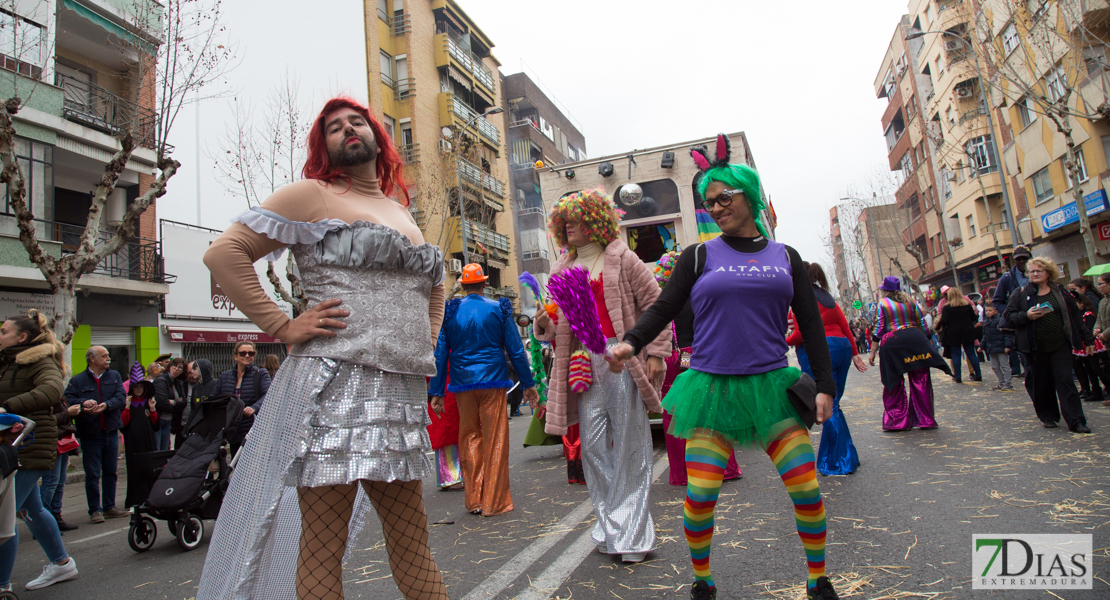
462, 220, 510, 253
390, 12, 411, 35
400, 143, 420, 164
1, 214, 172, 283
394, 78, 415, 100
448, 97, 499, 145
56, 73, 156, 148
442, 34, 495, 94
457, 157, 505, 199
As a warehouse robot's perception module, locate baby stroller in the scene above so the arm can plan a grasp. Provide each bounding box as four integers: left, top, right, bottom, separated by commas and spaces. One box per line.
127, 394, 243, 552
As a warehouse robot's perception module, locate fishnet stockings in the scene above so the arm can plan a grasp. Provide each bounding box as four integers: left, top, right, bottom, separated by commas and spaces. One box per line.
296, 480, 447, 600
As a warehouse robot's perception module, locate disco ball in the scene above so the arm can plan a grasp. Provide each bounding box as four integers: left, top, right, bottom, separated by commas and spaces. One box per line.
619, 183, 643, 206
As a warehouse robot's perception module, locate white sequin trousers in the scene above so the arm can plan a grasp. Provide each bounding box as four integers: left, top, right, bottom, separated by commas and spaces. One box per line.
579, 342, 657, 555
197, 356, 432, 600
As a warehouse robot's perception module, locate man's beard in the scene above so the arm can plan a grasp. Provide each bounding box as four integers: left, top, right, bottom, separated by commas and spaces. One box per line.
331, 132, 379, 167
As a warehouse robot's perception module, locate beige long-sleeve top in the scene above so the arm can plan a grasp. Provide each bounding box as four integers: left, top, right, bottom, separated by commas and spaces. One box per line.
203, 173, 446, 344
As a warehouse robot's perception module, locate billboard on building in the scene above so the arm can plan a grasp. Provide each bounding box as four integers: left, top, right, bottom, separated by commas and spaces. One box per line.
161, 221, 293, 320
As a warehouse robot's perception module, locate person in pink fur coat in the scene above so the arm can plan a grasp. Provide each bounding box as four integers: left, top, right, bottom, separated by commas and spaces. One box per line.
533, 189, 671, 564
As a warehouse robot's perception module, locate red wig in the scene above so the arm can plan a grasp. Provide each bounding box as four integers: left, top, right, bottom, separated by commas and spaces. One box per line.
302, 96, 410, 206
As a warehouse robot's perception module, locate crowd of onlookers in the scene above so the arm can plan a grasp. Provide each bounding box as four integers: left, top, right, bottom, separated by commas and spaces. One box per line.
0, 322, 282, 592
847, 247, 1108, 434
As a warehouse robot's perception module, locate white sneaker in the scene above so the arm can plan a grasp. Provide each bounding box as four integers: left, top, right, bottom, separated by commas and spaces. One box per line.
621, 552, 647, 563
25, 557, 78, 590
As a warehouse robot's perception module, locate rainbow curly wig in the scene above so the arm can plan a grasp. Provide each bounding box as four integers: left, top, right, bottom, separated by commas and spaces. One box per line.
548, 188, 624, 249
695, 164, 768, 238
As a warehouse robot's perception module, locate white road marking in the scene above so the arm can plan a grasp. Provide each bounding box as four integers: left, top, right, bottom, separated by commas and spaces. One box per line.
68, 526, 128, 545
461, 453, 668, 600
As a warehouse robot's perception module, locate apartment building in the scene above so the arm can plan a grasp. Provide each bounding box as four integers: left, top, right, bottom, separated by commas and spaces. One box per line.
829, 205, 850, 301
501, 71, 585, 313
0, 0, 169, 379
857, 203, 924, 300
538, 133, 773, 268
365, 0, 519, 305
876, 0, 1110, 296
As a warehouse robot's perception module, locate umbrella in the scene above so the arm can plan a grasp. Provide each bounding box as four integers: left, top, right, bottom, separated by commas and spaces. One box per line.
1083, 264, 1110, 276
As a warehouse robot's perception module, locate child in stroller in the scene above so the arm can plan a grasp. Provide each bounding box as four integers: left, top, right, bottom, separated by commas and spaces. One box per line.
128, 394, 243, 552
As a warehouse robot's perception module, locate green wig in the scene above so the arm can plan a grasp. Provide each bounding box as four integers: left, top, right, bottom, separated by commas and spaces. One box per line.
547, 188, 624, 249
691, 134, 768, 238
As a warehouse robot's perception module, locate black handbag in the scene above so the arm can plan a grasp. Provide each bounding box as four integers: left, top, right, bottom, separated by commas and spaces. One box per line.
787, 373, 818, 429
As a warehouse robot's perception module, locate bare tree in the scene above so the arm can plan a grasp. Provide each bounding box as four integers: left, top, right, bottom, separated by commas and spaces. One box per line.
210, 73, 308, 313
972, 0, 1110, 264
0, 0, 234, 346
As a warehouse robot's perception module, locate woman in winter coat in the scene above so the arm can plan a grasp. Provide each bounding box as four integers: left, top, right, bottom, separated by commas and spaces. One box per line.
216, 342, 270, 456
0, 310, 78, 591
1004, 257, 1094, 433
936, 287, 982, 383
153, 358, 186, 451
533, 189, 670, 563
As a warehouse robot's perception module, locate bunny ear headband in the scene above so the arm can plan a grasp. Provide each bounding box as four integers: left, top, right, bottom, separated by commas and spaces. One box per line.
690, 133, 731, 172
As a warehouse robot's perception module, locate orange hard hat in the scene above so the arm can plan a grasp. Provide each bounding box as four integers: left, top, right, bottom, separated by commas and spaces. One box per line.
459, 263, 488, 284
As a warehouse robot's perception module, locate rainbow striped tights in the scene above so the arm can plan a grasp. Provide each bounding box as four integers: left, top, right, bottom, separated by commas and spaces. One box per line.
683, 421, 826, 589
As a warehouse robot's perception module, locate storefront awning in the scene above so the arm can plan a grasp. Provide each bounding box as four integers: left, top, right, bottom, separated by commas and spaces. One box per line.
163, 326, 280, 344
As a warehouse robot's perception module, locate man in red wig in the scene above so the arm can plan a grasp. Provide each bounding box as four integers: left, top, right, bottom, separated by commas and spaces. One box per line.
200, 97, 448, 600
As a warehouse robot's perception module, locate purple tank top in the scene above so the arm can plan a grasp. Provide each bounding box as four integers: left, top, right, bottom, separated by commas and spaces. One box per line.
690, 237, 794, 375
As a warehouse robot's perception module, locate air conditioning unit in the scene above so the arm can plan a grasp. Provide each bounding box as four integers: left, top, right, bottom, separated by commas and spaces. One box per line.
947, 171, 958, 181
448, 258, 463, 274
516, 189, 525, 202
895, 64, 906, 77
956, 87, 974, 99
439, 139, 452, 153
944, 40, 961, 52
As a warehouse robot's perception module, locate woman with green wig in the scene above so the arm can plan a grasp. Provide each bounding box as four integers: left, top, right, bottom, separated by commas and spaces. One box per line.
610, 135, 841, 600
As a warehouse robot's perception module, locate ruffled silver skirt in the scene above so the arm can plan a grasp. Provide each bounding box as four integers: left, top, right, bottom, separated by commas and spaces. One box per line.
198, 356, 431, 600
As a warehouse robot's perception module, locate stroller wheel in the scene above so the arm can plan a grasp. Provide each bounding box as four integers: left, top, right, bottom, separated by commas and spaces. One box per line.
0, 590, 18, 599
128, 517, 157, 552
176, 515, 204, 551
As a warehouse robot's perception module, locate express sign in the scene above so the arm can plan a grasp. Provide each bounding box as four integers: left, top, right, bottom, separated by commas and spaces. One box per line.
1041, 190, 1109, 233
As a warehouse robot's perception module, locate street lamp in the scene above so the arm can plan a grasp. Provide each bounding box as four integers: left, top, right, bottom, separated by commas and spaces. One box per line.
905, 28, 1022, 250
456, 106, 504, 264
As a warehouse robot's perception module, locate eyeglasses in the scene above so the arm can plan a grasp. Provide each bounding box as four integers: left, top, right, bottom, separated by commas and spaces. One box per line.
700, 188, 741, 210
1027, 269, 1046, 274
237, 351, 256, 357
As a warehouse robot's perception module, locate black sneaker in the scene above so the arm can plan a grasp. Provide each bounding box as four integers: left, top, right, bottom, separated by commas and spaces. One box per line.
690, 580, 717, 600
807, 576, 840, 600
1071, 424, 1092, 434
1042, 421, 1059, 428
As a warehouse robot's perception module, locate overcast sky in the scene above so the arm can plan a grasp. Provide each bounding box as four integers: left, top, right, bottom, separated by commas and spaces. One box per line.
159, 0, 910, 268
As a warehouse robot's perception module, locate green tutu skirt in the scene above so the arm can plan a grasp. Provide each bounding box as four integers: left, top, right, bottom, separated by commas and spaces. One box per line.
662, 366, 804, 449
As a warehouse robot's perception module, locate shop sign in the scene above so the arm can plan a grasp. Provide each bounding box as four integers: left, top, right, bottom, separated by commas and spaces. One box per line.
959, 271, 975, 283
0, 291, 54, 320
1041, 190, 1109, 233
165, 328, 279, 344
978, 260, 1002, 284
1098, 221, 1110, 241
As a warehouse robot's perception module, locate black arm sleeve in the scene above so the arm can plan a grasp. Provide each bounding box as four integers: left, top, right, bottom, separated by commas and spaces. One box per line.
623, 244, 701, 354
786, 246, 837, 396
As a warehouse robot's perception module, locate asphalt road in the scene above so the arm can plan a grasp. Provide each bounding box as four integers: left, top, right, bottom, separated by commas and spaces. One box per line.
7, 364, 1110, 600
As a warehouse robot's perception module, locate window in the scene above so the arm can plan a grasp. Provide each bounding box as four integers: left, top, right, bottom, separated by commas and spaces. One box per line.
966, 135, 997, 176
1017, 96, 1037, 128
1001, 22, 1020, 55
937, 55, 945, 75
1102, 136, 1110, 170
1046, 63, 1067, 102
1031, 166, 1054, 204
883, 72, 896, 98
627, 221, 677, 263
0, 9, 46, 77
1, 137, 52, 219
395, 56, 409, 96
1062, 149, 1089, 188
382, 114, 395, 141
941, 167, 953, 198
379, 51, 394, 88
906, 95, 916, 120
927, 4, 936, 24
1028, 0, 1048, 20
900, 152, 913, 178
1084, 45, 1105, 76
967, 214, 976, 237
946, 105, 955, 128
377, 0, 390, 21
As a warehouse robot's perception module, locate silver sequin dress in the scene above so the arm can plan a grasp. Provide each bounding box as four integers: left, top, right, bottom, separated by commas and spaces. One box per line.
197, 208, 444, 600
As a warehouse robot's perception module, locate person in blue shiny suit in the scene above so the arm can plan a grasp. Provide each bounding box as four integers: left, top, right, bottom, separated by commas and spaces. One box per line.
786, 263, 867, 475
429, 264, 538, 516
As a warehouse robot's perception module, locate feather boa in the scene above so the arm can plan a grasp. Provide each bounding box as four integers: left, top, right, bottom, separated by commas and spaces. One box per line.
547, 265, 608, 356
518, 271, 544, 304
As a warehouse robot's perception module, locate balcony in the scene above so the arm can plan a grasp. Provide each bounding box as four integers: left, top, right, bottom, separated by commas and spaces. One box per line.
456, 157, 505, 210
394, 78, 415, 100
0, 214, 172, 284
446, 217, 511, 260
400, 143, 420, 164
439, 92, 500, 148
389, 12, 411, 36
56, 73, 156, 148
434, 31, 496, 95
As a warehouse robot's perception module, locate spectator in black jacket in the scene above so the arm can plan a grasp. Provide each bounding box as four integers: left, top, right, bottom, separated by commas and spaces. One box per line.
63, 345, 128, 523
175, 359, 219, 449
152, 358, 186, 451
217, 342, 270, 456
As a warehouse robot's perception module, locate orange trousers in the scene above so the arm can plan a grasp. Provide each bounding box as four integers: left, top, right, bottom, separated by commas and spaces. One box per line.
455, 388, 513, 516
